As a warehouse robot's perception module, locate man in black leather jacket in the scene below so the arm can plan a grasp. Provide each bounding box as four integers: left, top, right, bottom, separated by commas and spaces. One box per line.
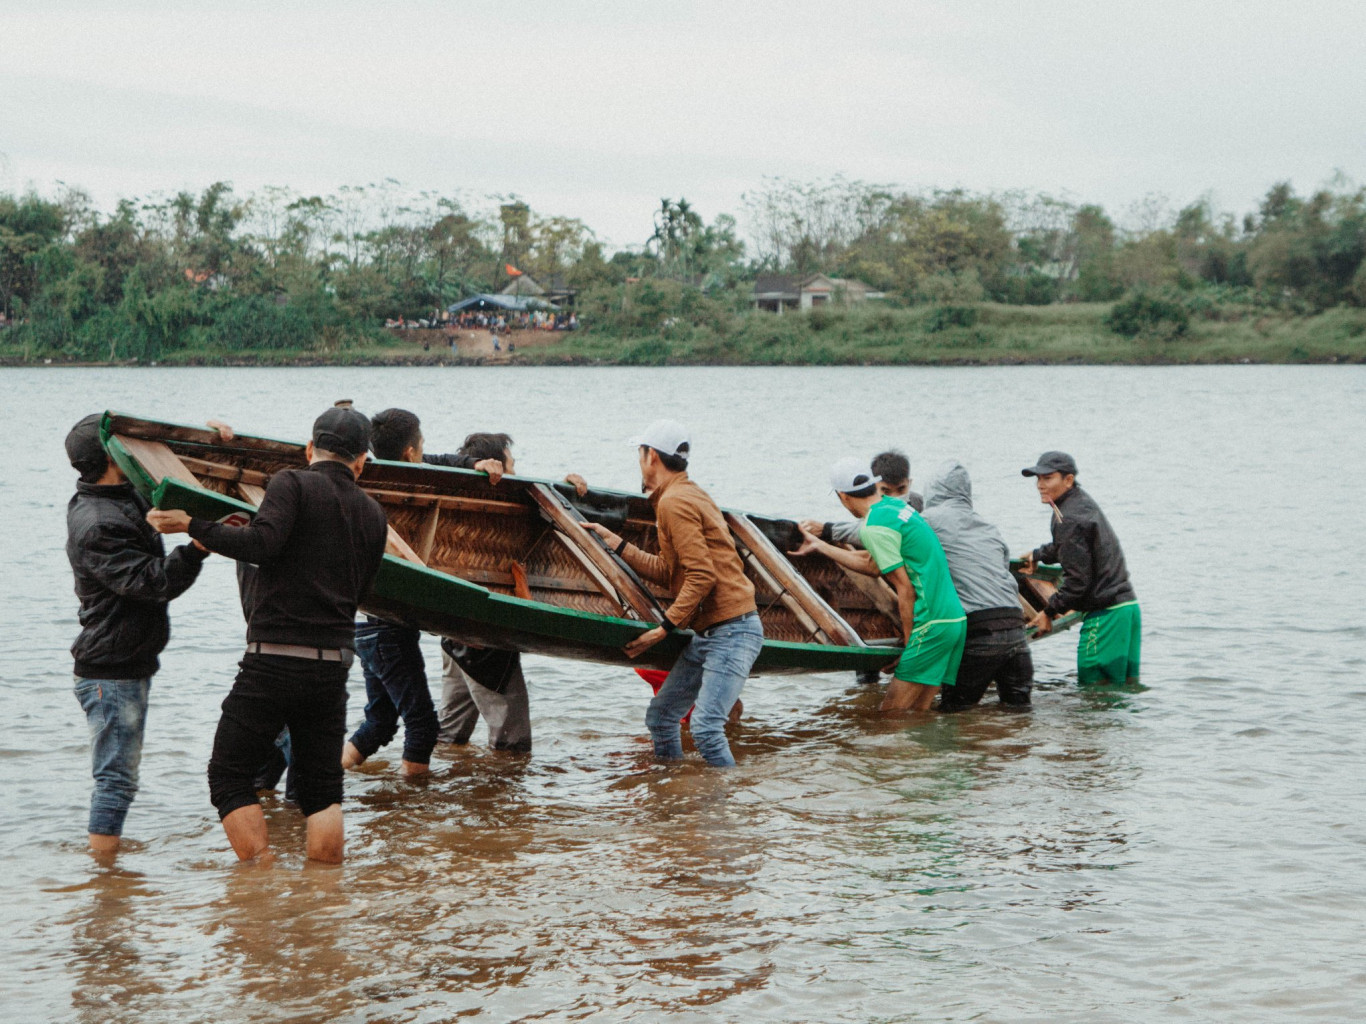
1021, 451, 1141, 684
65, 414, 209, 857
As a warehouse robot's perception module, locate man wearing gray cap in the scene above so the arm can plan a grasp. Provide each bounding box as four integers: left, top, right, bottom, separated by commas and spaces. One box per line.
583, 419, 761, 767
148, 406, 389, 862
65, 413, 211, 858
1020, 451, 1141, 685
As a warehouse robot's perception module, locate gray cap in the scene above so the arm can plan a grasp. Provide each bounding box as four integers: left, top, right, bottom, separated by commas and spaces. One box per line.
312, 406, 372, 460
1021, 451, 1078, 477
65, 413, 108, 482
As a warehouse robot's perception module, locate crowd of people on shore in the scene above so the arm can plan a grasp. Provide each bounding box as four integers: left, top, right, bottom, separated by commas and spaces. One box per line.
384, 309, 580, 332
64, 406, 1139, 866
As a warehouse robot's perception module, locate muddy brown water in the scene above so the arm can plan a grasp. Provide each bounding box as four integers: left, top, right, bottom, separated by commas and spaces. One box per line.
2, 365, 1363, 1023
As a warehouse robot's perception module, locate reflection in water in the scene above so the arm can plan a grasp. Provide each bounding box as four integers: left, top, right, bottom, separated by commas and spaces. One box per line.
66, 869, 166, 1022
209, 867, 360, 1024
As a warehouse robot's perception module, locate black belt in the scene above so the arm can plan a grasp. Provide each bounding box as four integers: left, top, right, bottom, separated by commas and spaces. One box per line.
698, 612, 757, 636
247, 642, 353, 666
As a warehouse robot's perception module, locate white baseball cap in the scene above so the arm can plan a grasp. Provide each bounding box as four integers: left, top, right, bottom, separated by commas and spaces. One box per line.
630, 419, 691, 460
829, 457, 882, 495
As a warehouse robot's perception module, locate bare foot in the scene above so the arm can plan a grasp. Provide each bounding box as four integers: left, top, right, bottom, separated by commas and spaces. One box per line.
400, 759, 431, 777
341, 741, 365, 769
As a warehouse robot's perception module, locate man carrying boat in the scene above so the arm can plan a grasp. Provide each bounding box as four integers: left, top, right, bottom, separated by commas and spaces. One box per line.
920, 460, 1034, 711
340, 413, 542, 771
337, 410, 584, 758
65, 414, 211, 859
338, 408, 447, 778
148, 406, 388, 864
431, 430, 586, 755
1020, 451, 1141, 685
801, 449, 921, 686
583, 420, 762, 768
792, 458, 965, 713
806, 449, 924, 547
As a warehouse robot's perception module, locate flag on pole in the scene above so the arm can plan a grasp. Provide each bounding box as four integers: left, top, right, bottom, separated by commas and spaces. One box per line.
505, 263, 523, 277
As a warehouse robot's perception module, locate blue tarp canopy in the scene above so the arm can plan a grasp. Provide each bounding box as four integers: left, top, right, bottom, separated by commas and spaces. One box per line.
447, 293, 557, 313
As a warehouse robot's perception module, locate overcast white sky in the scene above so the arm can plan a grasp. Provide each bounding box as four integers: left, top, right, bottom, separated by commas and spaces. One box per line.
3, 0, 1364, 249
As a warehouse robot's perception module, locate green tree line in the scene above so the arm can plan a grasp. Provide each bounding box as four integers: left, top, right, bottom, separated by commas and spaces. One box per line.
1, 176, 1363, 361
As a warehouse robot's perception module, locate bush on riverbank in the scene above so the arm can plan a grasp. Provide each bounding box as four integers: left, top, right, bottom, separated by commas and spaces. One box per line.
522, 300, 1366, 366
1105, 289, 1191, 339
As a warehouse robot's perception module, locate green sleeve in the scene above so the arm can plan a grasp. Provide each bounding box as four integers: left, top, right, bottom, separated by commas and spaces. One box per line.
860, 523, 904, 575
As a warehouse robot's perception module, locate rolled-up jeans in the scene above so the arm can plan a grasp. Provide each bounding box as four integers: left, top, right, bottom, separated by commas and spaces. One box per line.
646, 612, 763, 768
74, 676, 151, 836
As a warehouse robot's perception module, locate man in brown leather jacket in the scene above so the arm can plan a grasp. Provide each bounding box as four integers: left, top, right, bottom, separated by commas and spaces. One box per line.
585, 420, 761, 767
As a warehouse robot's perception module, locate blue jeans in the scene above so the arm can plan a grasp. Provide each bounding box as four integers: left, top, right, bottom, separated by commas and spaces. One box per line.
74, 676, 151, 836
646, 613, 763, 767
349, 623, 439, 765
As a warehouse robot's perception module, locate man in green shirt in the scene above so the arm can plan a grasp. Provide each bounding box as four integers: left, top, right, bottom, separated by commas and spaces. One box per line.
793, 458, 966, 712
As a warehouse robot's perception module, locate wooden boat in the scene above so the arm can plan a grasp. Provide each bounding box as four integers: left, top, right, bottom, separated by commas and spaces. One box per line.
101, 412, 1074, 675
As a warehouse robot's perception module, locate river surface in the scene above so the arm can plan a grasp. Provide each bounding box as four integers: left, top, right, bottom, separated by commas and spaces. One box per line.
0, 365, 1362, 1023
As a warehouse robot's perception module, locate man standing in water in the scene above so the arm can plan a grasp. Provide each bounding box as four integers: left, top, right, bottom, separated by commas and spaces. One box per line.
149, 406, 388, 863
1020, 451, 1141, 685
802, 448, 922, 686
583, 420, 761, 767
807, 449, 924, 547
793, 458, 965, 712
920, 460, 1034, 711
65, 414, 211, 858
433, 432, 538, 754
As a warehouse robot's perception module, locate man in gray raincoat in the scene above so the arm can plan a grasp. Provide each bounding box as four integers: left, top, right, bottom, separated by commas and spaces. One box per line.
920, 461, 1033, 711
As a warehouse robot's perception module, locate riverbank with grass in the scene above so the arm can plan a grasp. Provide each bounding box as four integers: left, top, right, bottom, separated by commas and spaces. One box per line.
4, 302, 1364, 367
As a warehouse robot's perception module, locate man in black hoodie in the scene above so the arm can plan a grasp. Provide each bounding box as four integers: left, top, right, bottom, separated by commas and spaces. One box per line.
1021, 451, 1141, 685
65, 413, 210, 857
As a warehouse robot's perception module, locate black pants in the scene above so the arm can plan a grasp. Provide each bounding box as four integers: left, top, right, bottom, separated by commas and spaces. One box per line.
937, 627, 1033, 712
209, 653, 350, 819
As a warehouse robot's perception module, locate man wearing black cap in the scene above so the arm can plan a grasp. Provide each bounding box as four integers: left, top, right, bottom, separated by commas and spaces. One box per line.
148, 406, 388, 863
1020, 451, 1141, 685
65, 413, 211, 858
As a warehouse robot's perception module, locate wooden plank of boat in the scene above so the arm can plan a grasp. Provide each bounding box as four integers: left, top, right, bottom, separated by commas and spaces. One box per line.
725, 511, 865, 648
837, 565, 899, 622
111, 434, 201, 488
106, 413, 302, 457
526, 482, 665, 625
547, 532, 626, 617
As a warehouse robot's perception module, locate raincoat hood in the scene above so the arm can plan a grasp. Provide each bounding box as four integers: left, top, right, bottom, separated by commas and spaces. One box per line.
925, 460, 973, 509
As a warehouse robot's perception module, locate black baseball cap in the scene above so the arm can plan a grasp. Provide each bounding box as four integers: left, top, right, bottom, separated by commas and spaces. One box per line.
1021, 451, 1078, 477
66, 413, 108, 482
312, 406, 372, 460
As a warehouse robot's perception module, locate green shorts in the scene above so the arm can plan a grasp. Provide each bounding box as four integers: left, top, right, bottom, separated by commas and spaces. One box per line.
894, 617, 967, 688
1077, 601, 1142, 684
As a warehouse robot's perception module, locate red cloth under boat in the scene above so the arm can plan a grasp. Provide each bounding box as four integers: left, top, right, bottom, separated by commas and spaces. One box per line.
635, 668, 692, 723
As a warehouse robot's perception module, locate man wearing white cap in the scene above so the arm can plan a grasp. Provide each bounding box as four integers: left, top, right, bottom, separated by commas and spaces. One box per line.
793, 458, 965, 712
583, 420, 761, 767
